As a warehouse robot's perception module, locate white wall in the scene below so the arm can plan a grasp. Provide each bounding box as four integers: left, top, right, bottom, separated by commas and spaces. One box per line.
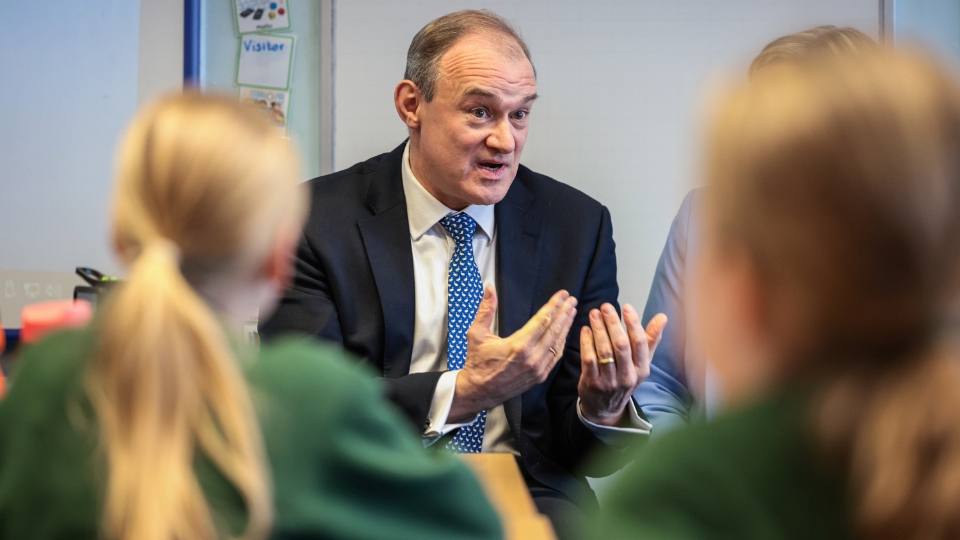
138, 0, 184, 104
333, 0, 880, 311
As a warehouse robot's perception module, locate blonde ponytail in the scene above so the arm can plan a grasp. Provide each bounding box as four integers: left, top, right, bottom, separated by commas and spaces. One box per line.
90, 93, 305, 540
89, 238, 271, 540
816, 344, 960, 539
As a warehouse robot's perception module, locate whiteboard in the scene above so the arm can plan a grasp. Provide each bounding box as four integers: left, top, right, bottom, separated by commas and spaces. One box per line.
332, 0, 880, 311
0, 0, 144, 326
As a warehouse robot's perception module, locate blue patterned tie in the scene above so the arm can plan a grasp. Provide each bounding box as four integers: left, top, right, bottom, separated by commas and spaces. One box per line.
440, 213, 486, 453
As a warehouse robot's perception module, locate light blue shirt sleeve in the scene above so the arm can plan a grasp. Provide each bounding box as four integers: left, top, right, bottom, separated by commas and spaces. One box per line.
635, 189, 703, 437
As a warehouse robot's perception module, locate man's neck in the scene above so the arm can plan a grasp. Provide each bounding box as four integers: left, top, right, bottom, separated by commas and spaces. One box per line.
407, 140, 469, 211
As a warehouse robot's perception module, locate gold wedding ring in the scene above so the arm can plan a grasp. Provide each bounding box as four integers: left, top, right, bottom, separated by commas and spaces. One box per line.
549, 347, 558, 357
598, 357, 615, 365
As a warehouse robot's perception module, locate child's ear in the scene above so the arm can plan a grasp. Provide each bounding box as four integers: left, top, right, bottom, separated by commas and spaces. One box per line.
260, 224, 300, 291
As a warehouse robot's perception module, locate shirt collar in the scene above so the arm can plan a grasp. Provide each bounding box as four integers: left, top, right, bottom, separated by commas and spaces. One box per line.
401, 141, 495, 241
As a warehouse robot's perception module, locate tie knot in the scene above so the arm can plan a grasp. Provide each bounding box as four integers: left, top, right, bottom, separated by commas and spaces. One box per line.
439, 213, 478, 245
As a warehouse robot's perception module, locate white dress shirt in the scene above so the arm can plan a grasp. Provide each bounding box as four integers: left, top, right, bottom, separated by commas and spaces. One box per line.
400, 143, 651, 453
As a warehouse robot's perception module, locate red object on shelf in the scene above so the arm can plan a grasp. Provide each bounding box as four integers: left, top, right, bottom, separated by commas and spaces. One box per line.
1, 320, 7, 399
20, 300, 93, 345
278, 8, 285, 15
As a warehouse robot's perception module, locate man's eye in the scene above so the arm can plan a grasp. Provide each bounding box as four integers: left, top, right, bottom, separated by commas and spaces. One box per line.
471, 108, 489, 118
513, 111, 527, 120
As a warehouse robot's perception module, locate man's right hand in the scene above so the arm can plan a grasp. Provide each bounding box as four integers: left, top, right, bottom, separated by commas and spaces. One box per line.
449, 287, 578, 422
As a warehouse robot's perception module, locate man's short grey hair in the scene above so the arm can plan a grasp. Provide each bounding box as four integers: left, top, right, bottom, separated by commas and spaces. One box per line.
404, 10, 535, 102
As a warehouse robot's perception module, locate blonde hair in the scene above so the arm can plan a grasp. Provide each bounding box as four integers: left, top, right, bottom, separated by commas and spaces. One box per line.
708, 52, 960, 538
749, 25, 877, 78
89, 93, 306, 540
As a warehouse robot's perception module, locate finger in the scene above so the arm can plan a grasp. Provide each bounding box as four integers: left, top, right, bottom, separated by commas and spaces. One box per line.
580, 326, 600, 381
601, 303, 635, 382
546, 297, 578, 365
547, 295, 578, 344
536, 296, 577, 371
590, 308, 617, 381
623, 304, 647, 371
516, 290, 569, 343
468, 287, 498, 338
624, 306, 652, 383
645, 312, 668, 357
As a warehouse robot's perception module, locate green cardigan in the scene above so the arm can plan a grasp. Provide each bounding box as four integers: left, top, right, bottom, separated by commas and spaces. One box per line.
591, 389, 852, 539
0, 329, 502, 540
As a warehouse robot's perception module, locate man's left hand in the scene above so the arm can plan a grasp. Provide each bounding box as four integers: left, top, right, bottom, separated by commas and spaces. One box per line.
578, 303, 667, 426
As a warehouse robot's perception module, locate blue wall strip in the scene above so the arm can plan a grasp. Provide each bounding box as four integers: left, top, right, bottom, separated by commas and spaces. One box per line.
183, 0, 201, 86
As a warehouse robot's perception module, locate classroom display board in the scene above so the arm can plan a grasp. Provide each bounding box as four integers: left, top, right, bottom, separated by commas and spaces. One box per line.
203, 0, 323, 176
332, 0, 879, 310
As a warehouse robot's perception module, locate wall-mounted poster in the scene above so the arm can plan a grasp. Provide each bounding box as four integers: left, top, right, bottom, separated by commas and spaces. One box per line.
235, 0, 291, 34
239, 86, 290, 135
236, 33, 295, 90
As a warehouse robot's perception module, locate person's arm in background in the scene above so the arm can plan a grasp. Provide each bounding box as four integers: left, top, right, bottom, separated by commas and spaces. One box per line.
635, 189, 702, 436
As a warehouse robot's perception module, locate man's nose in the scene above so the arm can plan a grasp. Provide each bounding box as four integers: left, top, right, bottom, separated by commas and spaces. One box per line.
486, 118, 516, 155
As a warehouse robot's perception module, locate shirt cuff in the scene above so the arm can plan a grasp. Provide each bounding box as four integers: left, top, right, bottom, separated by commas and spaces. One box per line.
577, 398, 652, 446
422, 370, 479, 443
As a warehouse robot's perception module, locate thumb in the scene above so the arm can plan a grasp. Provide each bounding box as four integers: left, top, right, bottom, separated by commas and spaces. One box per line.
645, 313, 668, 354
469, 287, 498, 336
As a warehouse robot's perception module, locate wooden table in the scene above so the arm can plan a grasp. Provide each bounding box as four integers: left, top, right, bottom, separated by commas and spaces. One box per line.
459, 453, 557, 540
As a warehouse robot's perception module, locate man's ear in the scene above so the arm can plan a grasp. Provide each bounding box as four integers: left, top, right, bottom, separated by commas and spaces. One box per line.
395, 80, 423, 129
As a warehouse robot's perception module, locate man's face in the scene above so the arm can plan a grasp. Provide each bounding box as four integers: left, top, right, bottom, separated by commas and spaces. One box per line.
410, 33, 537, 210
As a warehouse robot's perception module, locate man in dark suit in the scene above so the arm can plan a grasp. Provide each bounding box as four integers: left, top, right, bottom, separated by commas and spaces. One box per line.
260, 10, 666, 537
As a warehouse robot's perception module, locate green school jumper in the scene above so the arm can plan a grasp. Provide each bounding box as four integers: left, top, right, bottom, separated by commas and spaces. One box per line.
0, 329, 502, 540
592, 389, 852, 539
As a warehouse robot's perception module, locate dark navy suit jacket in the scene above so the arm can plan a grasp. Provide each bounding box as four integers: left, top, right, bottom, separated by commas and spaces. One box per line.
260, 143, 631, 503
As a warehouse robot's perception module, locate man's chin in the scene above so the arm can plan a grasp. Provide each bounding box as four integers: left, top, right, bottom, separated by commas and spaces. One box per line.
466, 184, 512, 207
463, 172, 515, 206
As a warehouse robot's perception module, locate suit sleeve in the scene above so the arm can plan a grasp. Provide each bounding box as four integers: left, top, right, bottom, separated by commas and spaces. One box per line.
549, 205, 643, 474
636, 190, 699, 435
260, 227, 445, 431
259, 233, 344, 343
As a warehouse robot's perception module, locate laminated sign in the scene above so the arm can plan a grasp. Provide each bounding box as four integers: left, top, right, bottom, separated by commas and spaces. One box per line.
236, 34, 295, 90
235, 0, 291, 34
238, 87, 291, 135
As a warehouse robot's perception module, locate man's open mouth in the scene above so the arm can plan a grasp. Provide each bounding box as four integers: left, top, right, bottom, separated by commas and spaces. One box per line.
478, 162, 505, 172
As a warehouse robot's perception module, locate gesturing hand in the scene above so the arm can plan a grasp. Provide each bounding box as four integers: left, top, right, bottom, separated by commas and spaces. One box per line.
449, 287, 578, 422
578, 303, 667, 426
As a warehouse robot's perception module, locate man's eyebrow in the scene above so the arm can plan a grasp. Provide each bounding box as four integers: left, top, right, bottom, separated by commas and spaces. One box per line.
462, 88, 540, 104
463, 87, 496, 99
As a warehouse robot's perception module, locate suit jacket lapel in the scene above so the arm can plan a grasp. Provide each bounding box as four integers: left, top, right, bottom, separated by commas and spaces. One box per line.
357, 144, 416, 378
495, 173, 544, 436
